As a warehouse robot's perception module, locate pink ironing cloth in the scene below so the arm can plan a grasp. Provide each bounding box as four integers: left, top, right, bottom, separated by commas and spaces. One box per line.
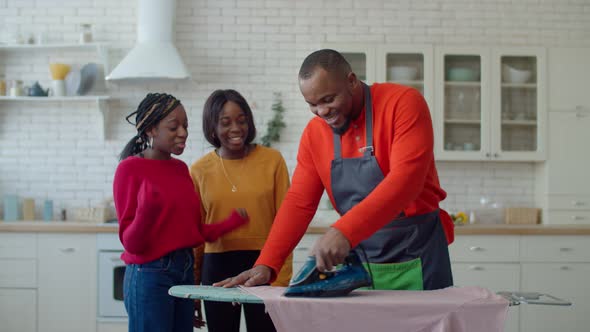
241, 286, 509, 332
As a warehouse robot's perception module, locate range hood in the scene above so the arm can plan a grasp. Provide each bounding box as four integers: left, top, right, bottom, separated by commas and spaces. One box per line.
106, 0, 190, 81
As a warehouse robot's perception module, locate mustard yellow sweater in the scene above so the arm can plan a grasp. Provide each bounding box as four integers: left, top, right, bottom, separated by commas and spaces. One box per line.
190, 144, 292, 286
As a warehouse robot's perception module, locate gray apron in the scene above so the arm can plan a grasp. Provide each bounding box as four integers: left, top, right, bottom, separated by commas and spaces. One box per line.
330, 83, 453, 291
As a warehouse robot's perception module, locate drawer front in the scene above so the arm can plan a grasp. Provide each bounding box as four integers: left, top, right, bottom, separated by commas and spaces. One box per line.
449, 236, 520, 262
0, 233, 36, 258
547, 210, 590, 224
0, 259, 37, 288
548, 195, 590, 210
521, 236, 590, 262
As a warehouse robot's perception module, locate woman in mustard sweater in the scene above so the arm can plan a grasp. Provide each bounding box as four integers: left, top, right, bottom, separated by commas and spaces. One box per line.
190, 89, 292, 332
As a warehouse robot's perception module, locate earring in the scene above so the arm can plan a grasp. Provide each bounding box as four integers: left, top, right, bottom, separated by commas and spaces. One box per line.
149, 136, 154, 148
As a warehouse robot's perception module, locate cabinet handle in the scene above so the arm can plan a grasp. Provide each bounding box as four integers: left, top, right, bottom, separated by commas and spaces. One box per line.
485, 153, 491, 158
469, 246, 484, 252
493, 153, 499, 158
575, 105, 583, 110
559, 247, 572, 252
59, 247, 75, 253
576, 112, 587, 118
468, 265, 484, 271
571, 200, 585, 207
571, 215, 584, 221
559, 266, 571, 271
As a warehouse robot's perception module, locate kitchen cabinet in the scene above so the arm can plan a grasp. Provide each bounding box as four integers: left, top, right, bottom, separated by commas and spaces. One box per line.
534, 47, 590, 224
450, 234, 590, 332
322, 43, 434, 110
539, 111, 590, 224
449, 235, 520, 332
434, 47, 546, 161
0, 43, 111, 140
519, 236, 590, 332
0, 233, 37, 332
37, 233, 97, 332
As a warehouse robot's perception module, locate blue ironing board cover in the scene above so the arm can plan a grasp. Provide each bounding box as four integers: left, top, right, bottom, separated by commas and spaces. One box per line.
168, 285, 263, 304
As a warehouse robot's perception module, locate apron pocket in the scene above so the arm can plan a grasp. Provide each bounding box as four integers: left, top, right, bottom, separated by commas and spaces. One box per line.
363, 258, 423, 290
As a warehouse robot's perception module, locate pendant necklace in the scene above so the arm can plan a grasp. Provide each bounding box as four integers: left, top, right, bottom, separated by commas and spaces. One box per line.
218, 146, 248, 193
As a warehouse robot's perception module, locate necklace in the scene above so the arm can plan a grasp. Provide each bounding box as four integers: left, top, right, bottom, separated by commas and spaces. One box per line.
217, 146, 248, 192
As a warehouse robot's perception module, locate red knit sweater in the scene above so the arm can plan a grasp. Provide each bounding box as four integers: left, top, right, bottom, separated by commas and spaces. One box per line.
256, 84, 454, 279
113, 156, 247, 264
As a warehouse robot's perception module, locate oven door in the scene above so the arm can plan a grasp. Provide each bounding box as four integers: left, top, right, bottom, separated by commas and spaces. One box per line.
98, 251, 127, 317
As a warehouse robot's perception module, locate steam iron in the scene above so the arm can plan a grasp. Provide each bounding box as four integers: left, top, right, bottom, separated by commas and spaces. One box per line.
283, 251, 372, 297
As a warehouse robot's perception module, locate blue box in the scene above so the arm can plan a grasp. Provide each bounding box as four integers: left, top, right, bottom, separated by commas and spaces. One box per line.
3, 195, 19, 221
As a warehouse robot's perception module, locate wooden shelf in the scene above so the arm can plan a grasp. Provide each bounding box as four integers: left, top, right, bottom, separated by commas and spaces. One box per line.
0, 43, 107, 51
501, 119, 538, 126
444, 118, 481, 125
501, 83, 537, 89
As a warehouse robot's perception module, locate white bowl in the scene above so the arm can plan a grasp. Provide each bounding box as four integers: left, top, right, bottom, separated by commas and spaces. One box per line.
503, 65, 532, 83
388, 66, 418, 81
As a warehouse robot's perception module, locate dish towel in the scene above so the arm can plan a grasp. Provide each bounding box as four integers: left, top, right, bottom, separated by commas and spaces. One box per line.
241, 286, 509, 332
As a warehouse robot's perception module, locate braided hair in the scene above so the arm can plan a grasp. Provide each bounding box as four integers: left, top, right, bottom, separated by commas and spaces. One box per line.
119, 93, 181, 161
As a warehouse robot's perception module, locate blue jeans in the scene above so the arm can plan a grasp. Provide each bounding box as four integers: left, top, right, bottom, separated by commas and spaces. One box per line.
124, 248, 194, 332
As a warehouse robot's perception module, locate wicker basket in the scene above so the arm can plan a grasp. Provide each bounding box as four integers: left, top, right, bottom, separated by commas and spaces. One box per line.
504, 207, 541, 225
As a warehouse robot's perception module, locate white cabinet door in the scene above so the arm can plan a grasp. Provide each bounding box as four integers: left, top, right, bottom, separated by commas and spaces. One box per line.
0, 288, 37, 332
37, 234, 97, 332
548, 48, 590, 112
520, 263, 590, 332
452, 263, 520, 332
546, 111, 590, 195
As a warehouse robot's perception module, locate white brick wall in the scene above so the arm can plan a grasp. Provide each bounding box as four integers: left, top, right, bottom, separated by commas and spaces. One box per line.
1, 0, 589, 219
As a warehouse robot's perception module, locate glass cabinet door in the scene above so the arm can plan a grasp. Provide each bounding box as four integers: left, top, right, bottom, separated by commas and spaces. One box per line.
323, 44, 376, 84
441, 54, 484, 156
376, 45, 434, 111
492, 49, 546, 161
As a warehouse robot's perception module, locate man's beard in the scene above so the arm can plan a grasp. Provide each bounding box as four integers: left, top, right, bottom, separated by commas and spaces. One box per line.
331, 116, 352, 135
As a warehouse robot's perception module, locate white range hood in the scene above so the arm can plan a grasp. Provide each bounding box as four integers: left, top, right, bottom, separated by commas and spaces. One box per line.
106, 0, 190, 80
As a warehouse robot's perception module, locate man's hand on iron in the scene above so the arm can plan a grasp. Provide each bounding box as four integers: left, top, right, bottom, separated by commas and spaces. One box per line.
213, 265, 272, 288
312, 227, 351, 272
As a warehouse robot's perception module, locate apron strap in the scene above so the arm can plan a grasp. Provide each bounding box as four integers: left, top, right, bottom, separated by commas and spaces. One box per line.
333, 83, 374, 159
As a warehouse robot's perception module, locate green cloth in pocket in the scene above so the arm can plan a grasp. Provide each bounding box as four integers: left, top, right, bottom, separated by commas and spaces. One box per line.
362, 258, 423, 290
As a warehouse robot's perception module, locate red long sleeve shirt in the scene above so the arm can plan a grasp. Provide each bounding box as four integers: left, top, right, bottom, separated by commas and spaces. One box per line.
256, 83, 454, 278
113, 156, 247, 264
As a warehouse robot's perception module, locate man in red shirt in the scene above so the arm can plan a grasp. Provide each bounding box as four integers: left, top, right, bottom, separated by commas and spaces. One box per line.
217, 49, 454, 291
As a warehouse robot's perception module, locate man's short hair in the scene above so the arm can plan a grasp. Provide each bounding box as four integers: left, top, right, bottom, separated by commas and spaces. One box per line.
298, 49, 352, 80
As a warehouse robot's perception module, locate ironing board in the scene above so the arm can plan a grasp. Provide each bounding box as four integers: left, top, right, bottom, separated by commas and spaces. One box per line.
168, 285, 263, 304
168, 285, 571, 307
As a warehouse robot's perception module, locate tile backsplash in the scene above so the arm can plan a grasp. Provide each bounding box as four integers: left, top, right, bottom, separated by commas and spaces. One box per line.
1, 0, 588, 218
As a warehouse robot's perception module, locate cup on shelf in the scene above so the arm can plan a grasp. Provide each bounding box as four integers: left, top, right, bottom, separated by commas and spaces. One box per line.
51, 80, 66, 97
43, 200, 53, 221
464, 142, 476, 151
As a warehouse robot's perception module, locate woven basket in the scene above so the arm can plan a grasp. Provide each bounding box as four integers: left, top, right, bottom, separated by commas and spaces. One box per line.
504, 207, 540, 225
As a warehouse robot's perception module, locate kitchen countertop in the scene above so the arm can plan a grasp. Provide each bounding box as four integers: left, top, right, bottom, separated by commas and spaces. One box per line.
2, 221, 590, 235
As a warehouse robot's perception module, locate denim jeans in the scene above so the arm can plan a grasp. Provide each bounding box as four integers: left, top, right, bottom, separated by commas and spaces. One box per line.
124, 248, 194, 332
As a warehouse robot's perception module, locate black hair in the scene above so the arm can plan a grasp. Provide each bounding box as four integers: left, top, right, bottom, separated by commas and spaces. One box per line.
119, 93, 181, 161
202, 89, 256, 148
298, 49, 353, 80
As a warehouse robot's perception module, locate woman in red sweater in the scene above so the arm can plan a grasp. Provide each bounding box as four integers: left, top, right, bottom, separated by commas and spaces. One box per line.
113, 93, 248, 332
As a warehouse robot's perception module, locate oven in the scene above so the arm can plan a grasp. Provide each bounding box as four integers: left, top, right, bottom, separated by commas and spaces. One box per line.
97, 233, 127, 319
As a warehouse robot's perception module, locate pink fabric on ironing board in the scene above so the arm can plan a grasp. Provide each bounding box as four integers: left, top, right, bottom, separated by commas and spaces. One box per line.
241, 286, 509, 332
